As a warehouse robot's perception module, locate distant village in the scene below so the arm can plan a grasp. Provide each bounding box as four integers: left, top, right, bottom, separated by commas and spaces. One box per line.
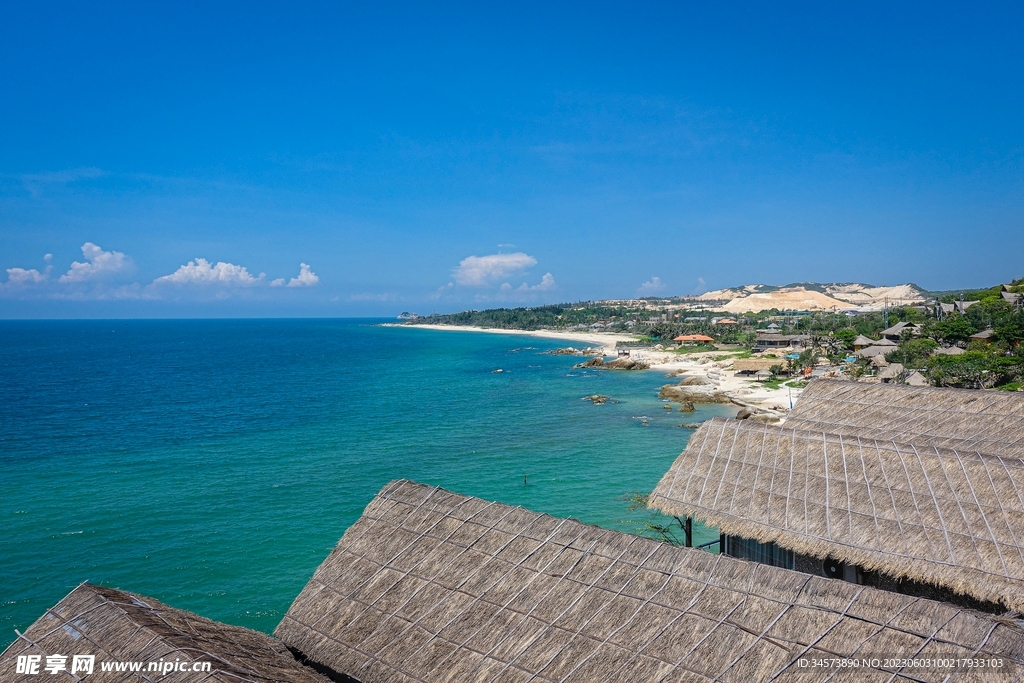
404, 278, 1024, 391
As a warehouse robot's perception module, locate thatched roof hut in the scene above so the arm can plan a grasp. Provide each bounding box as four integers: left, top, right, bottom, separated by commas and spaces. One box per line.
906, 370, 929, 386
649, 418, 1024, 612
851, 334, 876, 350
856, 345, 897, 359
732, 357, 785, 372
785, 379, 1024, 458
0, 583, 333, 682
276, 480, 1024, 682
876, 362, 904, 381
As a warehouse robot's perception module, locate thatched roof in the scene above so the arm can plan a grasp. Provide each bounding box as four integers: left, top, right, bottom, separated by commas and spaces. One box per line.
906, 370, 929, 386
877, 362, 905, 380
933, 346, 966, 356
856, 345, 896, 359
277, 480, 1024, 682
785, 379, 1024, 459
0, 583, 332, 683
852, 334, 876, 347
649, 418, 1024, 612
732, 357, 785, 372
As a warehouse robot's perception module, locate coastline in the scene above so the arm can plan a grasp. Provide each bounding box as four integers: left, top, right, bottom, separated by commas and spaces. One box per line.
393, 323, 802, 415
389, 323, 636, 352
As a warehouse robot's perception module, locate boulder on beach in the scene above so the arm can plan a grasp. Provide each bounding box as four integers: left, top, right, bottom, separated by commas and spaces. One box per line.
675, 375, 713, 386
659, 384, 731, 404
604, 357, 650, 370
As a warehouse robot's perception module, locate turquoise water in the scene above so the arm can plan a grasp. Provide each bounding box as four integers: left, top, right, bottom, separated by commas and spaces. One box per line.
0, 319, 733, 647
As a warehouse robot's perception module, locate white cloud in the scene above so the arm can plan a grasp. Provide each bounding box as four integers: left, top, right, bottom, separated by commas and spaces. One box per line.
287, 263, 319, 287
5, 267, 48, 285
270, 278, 286, 287
452, 252, 537, 286
638, 276, 666, 295
500, 272, 556, 292
153, 258, 263, 286
59, 243, 130, 283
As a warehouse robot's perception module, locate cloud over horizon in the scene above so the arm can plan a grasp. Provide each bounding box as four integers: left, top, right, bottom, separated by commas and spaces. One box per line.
2, 242, 323, 303
154, 258, 263, 286
59, 243, 130, 283
638, 276, 665, 295
452, 252, 537, 286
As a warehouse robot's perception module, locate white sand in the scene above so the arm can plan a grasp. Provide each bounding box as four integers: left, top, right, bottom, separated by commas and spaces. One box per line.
397, 324, 803, 412
396, 324, 635, 352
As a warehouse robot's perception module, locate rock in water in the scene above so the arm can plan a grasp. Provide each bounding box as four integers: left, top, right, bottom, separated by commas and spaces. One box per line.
678, 401, 695, 412
582, 394, 609, 405
573, 357, 605, 368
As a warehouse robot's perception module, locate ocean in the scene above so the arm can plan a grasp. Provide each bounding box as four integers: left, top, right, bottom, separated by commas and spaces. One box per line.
0, 319, 733, 647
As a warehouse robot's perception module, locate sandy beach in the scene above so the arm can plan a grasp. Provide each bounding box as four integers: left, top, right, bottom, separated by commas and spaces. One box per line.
398, 323, 803, 416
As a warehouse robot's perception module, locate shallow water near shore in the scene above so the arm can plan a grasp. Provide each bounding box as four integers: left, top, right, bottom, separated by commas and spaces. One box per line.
0, 319, 734, 646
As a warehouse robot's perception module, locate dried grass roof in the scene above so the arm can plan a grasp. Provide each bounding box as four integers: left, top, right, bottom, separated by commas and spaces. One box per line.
0, 583, 331, 683
732, 358, 786, 372
856, 346, 898, 359
785, 379, 1024, 459
649, 418, 1024, 613
276, 479, 1024, 682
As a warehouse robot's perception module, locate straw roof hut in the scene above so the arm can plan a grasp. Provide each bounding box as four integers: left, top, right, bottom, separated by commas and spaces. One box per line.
851, 334, 876, 350
906, 370, 929, 386
856, 345, 897, 359
649, 418, 1024, 612
0, 583, 333, 683
276, 479, 1024, 682
731, 357, 785, 373
785, 379, 1024, 459
876, 362, 905, 381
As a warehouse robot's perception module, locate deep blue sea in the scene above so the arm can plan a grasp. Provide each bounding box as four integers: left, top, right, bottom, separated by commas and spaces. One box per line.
0, 319, 733, 647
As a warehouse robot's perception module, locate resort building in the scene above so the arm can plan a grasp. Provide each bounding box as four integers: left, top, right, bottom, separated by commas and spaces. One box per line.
274, 480, 1024, 682
5, 478, 1024, 681
879, 321, 922, 341
752, 332, 809, 352
648, 380, 1024, 614
672, 334, 714, 346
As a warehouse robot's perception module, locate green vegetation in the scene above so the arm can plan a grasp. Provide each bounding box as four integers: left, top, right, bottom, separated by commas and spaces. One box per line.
671, 344, 717, 354
410, 276, 1024, 389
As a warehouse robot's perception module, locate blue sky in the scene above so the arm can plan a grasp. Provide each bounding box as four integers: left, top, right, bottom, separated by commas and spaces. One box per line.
2, 2, 1023, 317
